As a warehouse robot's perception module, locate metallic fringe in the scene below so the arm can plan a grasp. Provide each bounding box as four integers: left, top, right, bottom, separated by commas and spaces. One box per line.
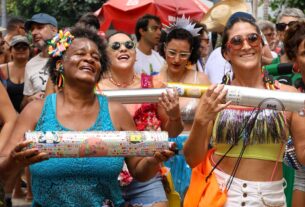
214, 108, 288, 145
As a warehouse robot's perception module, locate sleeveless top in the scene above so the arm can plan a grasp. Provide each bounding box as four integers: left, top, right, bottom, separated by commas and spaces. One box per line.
30, 94, 125, 207
5, 63, 24, 112
212, 83, 289, 162
180, 71, 199, 122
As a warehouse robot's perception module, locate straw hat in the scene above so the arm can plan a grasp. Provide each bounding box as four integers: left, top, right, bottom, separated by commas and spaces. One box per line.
201, 0, 249, 33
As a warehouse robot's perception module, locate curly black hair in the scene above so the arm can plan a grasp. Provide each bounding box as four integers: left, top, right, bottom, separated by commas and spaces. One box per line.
284, 20, 305, 61
159, 28, 200, 64
47, 25, 109, 85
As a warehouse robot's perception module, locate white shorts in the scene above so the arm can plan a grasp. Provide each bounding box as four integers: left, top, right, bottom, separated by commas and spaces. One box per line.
294, 168, 305, 192
214, 168, 287, 207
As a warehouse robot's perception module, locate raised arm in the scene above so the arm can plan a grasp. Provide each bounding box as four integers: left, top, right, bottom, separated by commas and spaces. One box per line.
183, 84, 230, 168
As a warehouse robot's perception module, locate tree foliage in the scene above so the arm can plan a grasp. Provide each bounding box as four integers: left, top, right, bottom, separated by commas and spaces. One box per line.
6, 0, 106, 28
270, 0, 305, 19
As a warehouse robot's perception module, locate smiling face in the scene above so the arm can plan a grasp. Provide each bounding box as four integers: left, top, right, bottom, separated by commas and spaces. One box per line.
107, 33, 136, 71
62, 38, 101, 85
165, 39, 191, 74
223, 22, 262, 74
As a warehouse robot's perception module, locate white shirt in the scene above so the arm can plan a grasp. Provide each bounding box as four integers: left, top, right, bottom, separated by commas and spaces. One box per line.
134, 48, 165, 75
23, 53, 49, 96
205, 47, 232, 84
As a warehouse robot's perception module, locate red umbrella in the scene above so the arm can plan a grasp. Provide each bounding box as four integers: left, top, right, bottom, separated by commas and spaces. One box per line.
95, 0, 209, 34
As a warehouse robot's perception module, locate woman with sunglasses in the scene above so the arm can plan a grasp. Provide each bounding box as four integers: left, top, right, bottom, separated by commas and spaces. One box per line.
0, 35, 30, 113
183, 12, 305, 207
156, 26, 210, 200
283, 20, 305, 207
98, 32, 183, 207
2, 26, 175, 207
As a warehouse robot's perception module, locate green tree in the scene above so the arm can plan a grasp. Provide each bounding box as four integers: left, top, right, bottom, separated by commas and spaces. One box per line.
6, 0, 106, 28
270, 0, 305, 19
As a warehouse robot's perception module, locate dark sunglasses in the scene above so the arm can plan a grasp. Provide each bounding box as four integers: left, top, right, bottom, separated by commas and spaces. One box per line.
276, 21, 298, 31
227, 33, 261, 50
13, 43, 29, 50
109, 41, 135, 51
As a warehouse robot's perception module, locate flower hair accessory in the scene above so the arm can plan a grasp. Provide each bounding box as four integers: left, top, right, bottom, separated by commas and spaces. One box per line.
163, 15, 202, 37
48, 30, 74, 58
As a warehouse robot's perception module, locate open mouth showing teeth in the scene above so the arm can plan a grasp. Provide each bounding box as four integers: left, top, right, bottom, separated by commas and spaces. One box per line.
80, 66, 95, 73
118, 54, 129, 60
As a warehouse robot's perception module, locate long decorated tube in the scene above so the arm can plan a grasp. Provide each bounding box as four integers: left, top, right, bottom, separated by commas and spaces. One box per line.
100, 82, 305, 112
25, 131, 172, 158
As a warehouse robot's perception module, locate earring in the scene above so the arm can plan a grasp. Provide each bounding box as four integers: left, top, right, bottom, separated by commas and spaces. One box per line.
293, 63, 300, 73
55, 60, 64, 88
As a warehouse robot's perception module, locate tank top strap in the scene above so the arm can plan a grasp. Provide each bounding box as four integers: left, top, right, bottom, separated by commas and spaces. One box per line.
194, 70, 198, 83
6, 63, 10, 79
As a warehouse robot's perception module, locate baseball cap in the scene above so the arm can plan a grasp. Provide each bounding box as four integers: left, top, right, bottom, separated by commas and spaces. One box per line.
226, 12, 256, 27
10, 35, 30, 47
25, 13, 58, 31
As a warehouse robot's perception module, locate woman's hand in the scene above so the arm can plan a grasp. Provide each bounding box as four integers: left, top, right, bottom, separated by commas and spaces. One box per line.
159, 88, 181, 120
147, 143, 176, 165
194, 84, 231, 125
9, 141, 49, 167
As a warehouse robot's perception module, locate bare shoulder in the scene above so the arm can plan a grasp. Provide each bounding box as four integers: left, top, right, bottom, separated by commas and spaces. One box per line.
21, 99, 45, 123
153, 76, 166, 88
197, 72, 211, 85
108, 101, 136, 131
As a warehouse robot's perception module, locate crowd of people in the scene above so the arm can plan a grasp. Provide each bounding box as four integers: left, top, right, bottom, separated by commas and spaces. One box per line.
0, 2, 304, 207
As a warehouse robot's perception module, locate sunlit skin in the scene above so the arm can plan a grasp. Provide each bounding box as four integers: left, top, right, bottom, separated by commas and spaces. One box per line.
224, 22, 264, 87
63, 38, 101, 87
107, 33, 136, 72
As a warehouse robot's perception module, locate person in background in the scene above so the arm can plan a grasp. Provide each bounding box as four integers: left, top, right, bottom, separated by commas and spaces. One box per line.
156, 19, 210, 201
283, 20, 305, 207
195, 23, 210, 72
3, 17, 26, 63
1, 26, 175, 207
0, 30, 8, 65
257, 20, 279, 58
98, 31, 183, 207
276, 8, 304, 63
21, 13, 58, 109
134, 14, 165, 75
75, 12, 100, 31
0, 35, 30, 112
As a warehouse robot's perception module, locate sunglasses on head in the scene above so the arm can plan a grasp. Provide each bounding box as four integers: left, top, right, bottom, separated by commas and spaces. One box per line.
226, 33, 261, 50
109, 41, 135, 51
276, 21, 298, 31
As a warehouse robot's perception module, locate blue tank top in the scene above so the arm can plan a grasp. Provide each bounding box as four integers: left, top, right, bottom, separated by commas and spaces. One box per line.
30, 94, 125, 207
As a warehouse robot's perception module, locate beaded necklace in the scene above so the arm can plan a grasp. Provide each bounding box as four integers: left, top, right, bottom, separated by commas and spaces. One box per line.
108, 73, 136, 88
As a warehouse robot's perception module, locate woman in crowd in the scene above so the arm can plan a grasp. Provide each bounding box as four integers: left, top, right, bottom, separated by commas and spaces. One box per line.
183, 12, 305, 207
1, 26, 175, 207
156, 24, 210, 199
283, 20, 305, 207
0, 35, 30, 112
98, 32, 183, 207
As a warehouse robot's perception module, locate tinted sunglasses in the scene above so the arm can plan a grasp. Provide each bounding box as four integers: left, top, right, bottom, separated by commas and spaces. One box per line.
276, 21, 298, 31
13, 43, 29, 50
109, 41, 135, 51
227, 33, 261, 50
